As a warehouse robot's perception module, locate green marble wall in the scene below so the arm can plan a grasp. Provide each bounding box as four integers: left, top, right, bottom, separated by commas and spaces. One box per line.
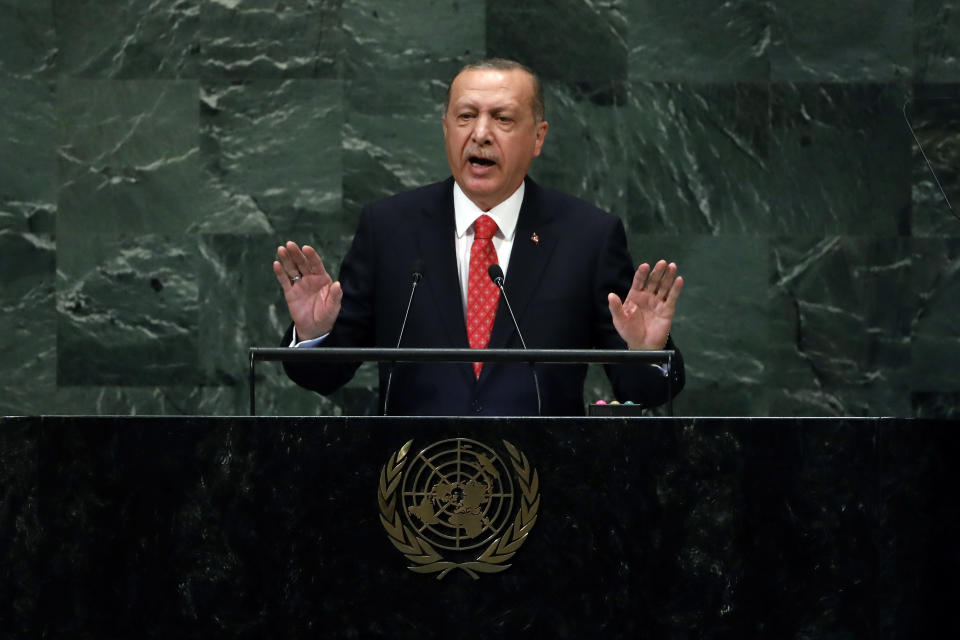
1, 0, 958, 417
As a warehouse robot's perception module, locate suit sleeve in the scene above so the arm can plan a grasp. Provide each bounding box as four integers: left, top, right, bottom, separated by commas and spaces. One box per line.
281, 206, 378, 395
593, 217, 685, 408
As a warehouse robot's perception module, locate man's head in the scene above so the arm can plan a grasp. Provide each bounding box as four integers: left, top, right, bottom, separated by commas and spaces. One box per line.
442, 59, 549, 211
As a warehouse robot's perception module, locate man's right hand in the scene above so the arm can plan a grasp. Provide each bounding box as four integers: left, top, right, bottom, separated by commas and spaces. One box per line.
273, 241, 343, 341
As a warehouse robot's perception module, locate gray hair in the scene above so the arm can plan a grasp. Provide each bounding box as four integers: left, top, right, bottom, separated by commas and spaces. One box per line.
444, 58, 545, 124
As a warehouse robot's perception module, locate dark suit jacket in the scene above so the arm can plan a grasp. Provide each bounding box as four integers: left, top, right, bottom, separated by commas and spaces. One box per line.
282, 177, 684, 416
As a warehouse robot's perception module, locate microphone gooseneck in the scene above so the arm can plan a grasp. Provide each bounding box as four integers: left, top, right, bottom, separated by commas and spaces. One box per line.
383, 261, 424, 415
903, 98, 957, 221
488, 264, 542, 416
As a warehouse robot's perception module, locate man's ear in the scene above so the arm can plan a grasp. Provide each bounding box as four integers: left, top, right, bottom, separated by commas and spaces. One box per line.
533, 120, 549, 157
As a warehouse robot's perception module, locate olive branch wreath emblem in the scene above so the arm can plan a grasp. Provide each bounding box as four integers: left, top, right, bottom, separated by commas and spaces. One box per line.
377, 439, 540, 580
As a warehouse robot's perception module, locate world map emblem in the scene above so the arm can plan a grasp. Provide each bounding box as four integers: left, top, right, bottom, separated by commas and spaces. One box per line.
378, 438, 540, 579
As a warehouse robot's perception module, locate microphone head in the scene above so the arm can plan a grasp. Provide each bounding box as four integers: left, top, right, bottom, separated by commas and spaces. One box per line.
488, 263, 504, 284
410, 258, 424, 283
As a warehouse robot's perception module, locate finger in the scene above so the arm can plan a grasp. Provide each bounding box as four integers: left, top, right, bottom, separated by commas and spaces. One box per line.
656, 262, 678, 300
645, 260, 668, 294
273, 260, 293, 292
276, 244, 303, 280
301, 244, 329, 279
284, 241, 310, 274
663, 275, 684, 310
631, 263, 651, 293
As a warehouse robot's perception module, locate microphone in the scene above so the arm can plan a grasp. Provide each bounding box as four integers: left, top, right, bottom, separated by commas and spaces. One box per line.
488, 264, 542, 416
383, 260, 424, 415
903, 98, 957, 221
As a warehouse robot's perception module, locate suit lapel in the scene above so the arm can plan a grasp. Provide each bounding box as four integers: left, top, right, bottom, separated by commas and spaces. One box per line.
416, 178, 470, 350
487, 178, 558, 351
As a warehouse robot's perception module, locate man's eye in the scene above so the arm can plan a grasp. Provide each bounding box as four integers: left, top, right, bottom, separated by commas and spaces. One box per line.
458, 113, 474, 120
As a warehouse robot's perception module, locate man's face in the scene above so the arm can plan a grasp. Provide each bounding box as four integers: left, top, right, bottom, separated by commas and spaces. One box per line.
442, 68, 548, 211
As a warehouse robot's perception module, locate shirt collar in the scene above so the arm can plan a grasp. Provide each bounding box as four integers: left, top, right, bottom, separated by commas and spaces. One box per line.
453, 181, 524, 240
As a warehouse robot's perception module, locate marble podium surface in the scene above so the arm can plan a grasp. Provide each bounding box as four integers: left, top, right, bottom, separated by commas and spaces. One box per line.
2, 416, 958, 638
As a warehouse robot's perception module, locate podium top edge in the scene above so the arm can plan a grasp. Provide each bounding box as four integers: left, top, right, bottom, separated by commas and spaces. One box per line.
248, 347, 676, 364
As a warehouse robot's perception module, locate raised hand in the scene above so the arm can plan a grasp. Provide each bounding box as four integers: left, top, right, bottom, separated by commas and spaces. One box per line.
607, 259, 683, 350
273, 241, 343, 341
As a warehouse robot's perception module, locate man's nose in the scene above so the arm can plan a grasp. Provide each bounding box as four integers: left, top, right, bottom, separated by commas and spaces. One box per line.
471, 114, 492, 145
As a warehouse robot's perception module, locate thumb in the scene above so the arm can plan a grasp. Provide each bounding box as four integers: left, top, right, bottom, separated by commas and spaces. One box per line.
607, 292, 623, 318
329, 281, 343, 306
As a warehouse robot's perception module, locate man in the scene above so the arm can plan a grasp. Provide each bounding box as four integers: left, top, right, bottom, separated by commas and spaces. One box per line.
273, 59, 685, 416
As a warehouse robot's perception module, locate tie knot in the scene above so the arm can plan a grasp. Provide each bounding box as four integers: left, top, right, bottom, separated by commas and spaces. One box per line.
473, 214, 498, 240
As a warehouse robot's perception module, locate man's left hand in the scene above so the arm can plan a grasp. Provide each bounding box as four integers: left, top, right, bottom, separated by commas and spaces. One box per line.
608, 260, 684, 350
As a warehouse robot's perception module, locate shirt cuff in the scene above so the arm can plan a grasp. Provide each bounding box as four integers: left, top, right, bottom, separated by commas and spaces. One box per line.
290, 326, 329, 348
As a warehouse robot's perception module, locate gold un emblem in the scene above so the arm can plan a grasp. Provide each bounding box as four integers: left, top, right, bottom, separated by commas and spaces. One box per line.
378, 438, 540, 579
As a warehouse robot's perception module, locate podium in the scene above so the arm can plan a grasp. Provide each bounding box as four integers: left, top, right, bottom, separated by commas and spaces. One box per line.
2, 415, 958, 638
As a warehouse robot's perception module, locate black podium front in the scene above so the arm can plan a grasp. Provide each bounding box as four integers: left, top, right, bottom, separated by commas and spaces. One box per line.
2, 416, 958, 638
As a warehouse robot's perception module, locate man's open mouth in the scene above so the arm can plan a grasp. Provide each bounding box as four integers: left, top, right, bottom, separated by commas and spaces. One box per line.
469, 156, 496, 167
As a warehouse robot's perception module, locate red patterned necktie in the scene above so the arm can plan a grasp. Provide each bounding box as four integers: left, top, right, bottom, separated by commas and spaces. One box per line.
466, 214, 500, 378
